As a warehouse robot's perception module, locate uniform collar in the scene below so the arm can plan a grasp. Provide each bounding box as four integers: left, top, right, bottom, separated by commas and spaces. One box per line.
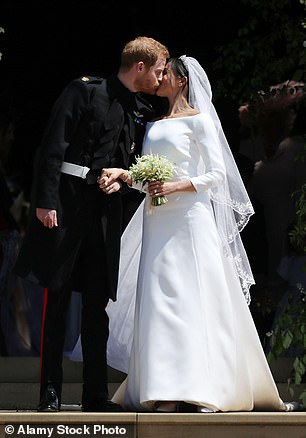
107, 74, 154, 118
107, 74, 137, 106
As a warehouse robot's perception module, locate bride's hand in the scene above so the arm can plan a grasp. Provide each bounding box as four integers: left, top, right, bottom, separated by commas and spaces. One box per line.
148, 182, 176, 198
148, 180, 195, 197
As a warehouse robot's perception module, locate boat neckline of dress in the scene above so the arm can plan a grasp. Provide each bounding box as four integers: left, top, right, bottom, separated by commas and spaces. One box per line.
148, 112, 203, 123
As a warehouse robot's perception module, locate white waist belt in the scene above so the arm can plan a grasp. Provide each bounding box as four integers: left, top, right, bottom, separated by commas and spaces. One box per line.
61, 161, 90, 179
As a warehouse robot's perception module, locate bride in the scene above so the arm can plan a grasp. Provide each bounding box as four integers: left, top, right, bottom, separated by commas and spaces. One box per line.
90, 56, 299, 413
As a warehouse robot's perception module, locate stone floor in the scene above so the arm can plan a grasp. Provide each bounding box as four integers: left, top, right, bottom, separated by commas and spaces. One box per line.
1, 357, 306, 437
1, 410, 306, 438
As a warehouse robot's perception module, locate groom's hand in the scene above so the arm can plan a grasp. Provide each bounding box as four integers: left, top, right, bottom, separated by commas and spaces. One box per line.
36, 208, 58, 228
98, 175, 122, 194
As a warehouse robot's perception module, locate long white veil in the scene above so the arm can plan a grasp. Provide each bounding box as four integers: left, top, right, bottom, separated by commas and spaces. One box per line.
180, 56, 255, 303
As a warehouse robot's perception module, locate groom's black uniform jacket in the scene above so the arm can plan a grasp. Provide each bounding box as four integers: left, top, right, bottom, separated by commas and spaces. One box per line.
14, 74, 154, 300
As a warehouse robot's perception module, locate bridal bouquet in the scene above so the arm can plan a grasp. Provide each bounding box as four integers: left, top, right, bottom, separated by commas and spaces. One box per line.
129, 153, 175, 206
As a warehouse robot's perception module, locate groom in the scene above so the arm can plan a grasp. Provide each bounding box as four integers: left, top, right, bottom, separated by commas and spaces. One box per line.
14, 36, 169, 412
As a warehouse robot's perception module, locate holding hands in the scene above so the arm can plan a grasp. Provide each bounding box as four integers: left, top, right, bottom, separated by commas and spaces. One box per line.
97, 168, 131, 194
98, 167, 195, 198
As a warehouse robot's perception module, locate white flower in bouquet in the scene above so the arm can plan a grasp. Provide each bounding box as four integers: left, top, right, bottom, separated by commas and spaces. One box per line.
129, 153, 175, 206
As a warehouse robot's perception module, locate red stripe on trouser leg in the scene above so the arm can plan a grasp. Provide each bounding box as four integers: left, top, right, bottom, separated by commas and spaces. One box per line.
40, 288, 48, 382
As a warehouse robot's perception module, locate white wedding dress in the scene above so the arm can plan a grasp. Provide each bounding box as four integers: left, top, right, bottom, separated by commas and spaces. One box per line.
70, 113, 286, 412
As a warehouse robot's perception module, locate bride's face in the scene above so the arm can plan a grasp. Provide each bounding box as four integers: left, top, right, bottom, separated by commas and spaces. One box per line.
156, 64, 180, 99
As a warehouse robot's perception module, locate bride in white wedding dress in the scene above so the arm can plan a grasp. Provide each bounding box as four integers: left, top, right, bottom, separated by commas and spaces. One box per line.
84, 56, 298, 413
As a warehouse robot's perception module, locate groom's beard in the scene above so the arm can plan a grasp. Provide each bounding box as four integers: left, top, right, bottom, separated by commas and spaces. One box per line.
135, 79, 160, 95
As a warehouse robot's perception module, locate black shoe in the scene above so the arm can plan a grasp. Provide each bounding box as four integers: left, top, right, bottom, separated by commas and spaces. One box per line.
82, 399, 123, 412
37, 385, 60, 412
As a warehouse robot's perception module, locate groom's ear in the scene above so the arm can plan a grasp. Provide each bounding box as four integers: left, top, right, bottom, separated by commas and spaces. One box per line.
136, 61, 145, 72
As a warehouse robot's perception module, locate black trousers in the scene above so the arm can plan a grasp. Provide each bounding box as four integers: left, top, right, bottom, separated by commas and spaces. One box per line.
40, 209, 111, 405
40, 287, 109, 403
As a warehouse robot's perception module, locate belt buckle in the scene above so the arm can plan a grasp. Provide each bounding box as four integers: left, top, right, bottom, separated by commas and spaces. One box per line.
81, 166, 90, 179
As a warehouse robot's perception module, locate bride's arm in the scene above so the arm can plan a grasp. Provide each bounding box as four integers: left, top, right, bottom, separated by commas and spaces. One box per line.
189, 113, 226, 192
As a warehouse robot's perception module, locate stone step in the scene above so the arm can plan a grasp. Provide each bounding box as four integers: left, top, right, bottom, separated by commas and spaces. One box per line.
0, 411, 306, 438
0, 356, 296, 382
0, 356, 305, 411
0, 357, 125, 383
0, 357, 126, 410
0, 382, 119, 410
0, 382, 304, 411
